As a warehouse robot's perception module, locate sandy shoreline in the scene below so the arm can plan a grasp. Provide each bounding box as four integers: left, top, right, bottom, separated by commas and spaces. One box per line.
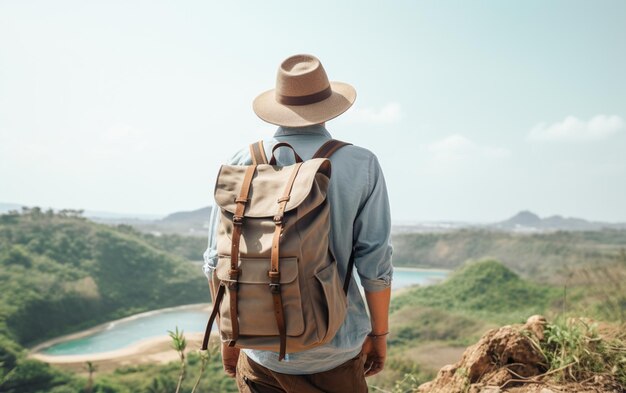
27, 303, 214, 373
29, 332, 216, 374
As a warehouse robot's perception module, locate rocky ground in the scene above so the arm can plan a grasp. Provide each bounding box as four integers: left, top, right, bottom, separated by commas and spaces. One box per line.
416, 316, 624, 393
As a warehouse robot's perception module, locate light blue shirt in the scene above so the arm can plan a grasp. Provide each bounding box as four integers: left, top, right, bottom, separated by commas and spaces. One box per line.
203, 124, 393, 374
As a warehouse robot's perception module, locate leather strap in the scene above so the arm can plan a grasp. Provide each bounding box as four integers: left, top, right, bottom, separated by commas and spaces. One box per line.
231, 165, 256, 272
269, 142, 303, 165
228, 164, 256, 345
312, 139, 352, 159
250, 140, 268, 165
268, 162, 303, 361
201, 282, 225, 350
271, 285, 287, 360
270, 162, 303, 273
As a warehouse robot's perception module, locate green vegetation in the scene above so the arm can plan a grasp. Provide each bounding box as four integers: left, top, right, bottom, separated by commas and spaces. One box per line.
532, 319, 626, 387
0, 208, 213, 393
391, 259, 561, 324
393, 228, 626, 283
1, 208, 623, 391
109, 347, 236, 393
115, 225, 207, 263
0, 208, 207, 346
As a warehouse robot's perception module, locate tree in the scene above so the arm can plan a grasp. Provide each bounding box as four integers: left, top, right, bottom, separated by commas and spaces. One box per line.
84, 361, 97, 393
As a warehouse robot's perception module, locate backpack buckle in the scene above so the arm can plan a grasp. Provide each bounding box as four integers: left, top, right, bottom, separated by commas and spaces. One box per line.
268, 271, 280, 293
227, 269, 240, 290
269, 282, 281, 294
233, 215, 243, 225
229, 269, 240, 280
273, 215, 283, 225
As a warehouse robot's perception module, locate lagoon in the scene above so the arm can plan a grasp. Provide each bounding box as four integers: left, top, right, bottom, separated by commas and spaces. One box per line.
36, 267, 448, 356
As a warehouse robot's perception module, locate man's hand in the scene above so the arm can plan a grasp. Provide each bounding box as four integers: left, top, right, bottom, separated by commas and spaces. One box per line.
221, 343, 240, 378
361, 335, 387, 377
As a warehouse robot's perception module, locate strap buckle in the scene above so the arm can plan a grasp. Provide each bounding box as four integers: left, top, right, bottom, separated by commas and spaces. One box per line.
269, 282, 281, 294
227, 269, 240, 290
229, 269, 240, 280
233, 215, 244, 225
273, 215, 283, 225
227, 281, 238, 290
268, 270, 280, 293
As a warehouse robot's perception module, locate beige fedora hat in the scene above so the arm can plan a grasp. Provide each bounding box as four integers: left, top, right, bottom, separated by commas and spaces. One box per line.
253, 54, 356, 127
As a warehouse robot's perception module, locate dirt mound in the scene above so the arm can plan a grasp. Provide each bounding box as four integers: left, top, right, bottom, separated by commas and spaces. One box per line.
416, 315, 623, 393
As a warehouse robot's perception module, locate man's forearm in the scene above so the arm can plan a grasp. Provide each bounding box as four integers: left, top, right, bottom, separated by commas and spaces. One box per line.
364, 287, 391, 334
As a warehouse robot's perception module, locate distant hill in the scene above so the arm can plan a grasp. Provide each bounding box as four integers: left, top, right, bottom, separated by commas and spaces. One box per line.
0, 202, 163, 220
89, 206, 213, 237
491, 210, 626, 232
391, 260, 559, 320
394, 210, 626, 234
392, 228, 626, 283
5, 203, 626, 235
162, 206, 212, 223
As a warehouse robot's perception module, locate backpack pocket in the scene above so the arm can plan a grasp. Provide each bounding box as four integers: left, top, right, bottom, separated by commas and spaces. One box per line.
311, 261, 349, 342
215, 256, 305, 337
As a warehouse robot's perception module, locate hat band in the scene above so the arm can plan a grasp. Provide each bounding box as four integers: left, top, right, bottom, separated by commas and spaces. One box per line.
276, 86, 332, 106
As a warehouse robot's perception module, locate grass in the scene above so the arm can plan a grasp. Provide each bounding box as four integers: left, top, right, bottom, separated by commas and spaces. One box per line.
526, 318, 626, 388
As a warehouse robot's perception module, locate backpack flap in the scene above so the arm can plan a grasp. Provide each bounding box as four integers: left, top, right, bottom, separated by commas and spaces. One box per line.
214, 158, 331, 219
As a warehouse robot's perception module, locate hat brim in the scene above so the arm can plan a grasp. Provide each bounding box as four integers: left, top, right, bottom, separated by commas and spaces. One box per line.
253, 82, 356, 127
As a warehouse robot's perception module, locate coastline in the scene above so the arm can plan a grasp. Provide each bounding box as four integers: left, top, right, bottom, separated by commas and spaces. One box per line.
28, 332, 216, 374
28, 303, 212, 353
393, 266, 451, 274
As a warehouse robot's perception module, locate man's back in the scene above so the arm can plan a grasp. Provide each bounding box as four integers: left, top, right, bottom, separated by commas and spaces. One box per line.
205, 124, 393, 374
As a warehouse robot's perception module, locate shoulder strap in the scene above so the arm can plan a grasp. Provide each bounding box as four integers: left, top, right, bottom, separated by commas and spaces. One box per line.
249, 140, 269, 164
312, 139, 356, 295
312, 139, 352, 159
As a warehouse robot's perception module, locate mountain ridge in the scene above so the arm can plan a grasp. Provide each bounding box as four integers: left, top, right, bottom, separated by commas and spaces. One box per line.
4, 202, 626, 235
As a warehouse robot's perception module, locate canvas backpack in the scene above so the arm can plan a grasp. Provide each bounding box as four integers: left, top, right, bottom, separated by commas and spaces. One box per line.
201, 139, 355, 360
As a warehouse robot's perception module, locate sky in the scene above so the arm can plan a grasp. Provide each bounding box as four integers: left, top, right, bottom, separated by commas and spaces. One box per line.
1, 1, 625, 222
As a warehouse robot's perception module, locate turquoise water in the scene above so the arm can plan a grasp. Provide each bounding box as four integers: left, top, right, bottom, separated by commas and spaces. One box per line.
40, 307, 209, 355
392, 267, 448, 289
39, 268, 448, 356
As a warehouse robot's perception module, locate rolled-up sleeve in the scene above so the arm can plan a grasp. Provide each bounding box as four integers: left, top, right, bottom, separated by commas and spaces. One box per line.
353, 155, 393, 292
202, 204, 220, 279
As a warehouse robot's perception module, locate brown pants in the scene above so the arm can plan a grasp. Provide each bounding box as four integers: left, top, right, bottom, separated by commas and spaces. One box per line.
235, 350, 368, 393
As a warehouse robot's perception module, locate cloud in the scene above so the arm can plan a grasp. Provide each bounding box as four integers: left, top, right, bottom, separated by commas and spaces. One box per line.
528, 115, 624, 142
426, 134, 511, 162
343, 102, 402, 124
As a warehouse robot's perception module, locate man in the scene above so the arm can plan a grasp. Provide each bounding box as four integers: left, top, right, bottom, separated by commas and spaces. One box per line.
203, 54, 393, 393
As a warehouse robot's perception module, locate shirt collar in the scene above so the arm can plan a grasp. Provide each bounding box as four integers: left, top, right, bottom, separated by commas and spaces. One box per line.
273, 124, 332, 138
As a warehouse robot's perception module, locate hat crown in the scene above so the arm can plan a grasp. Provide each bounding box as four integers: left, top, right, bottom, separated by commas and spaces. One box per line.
275, 54, 330, 98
